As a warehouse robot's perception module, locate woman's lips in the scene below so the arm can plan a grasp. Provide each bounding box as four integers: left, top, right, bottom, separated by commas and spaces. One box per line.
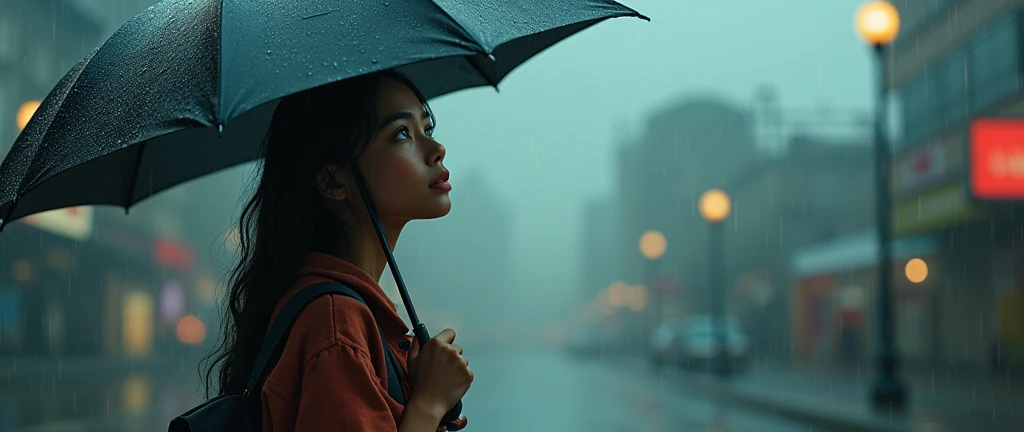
431, 180, 452, 192
431, 170, 451, 191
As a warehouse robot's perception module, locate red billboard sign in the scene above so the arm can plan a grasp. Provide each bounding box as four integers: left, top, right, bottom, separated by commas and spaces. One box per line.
970, 119, 1024, 200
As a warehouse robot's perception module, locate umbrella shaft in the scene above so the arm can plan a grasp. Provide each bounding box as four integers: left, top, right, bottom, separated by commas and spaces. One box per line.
351, 165, 424, 330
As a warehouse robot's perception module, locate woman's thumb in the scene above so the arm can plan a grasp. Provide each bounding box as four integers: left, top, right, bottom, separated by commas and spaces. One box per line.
409, 337, 421, 359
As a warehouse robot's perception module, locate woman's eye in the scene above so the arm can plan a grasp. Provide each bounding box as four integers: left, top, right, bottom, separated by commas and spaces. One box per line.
394, 128, 410, 140
425, 126, 435, 137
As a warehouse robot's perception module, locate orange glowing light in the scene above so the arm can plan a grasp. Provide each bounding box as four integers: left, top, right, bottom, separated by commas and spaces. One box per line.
855, 1, 900, 46
639, 230, 667, 259
699, 189, 731, 223
176, 315, 207, 345
16, 101, 41, 131
905, 258, 928, 284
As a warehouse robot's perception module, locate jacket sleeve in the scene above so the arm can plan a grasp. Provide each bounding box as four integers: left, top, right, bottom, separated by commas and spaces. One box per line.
294, 343, 397, 432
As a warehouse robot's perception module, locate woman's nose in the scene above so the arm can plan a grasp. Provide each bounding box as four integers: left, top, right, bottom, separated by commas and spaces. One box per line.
430, 140, 446, 164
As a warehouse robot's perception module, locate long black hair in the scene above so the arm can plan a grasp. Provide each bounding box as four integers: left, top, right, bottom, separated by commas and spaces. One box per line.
202, 70, 434, 397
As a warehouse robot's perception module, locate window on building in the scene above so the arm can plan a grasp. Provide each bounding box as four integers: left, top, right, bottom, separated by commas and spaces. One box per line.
934, 47, 969, 127
970, 15, 1020, 114
900, 73, 934, 148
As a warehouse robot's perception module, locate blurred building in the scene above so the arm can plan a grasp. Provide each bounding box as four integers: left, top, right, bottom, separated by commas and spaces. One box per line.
0, 0, 240, 362
0, 0, 101, 155
578, 197, 620, 303
393, 170, 516, 345
616, 97, 762, 321
724, 135, 873, 363
889, 0, 1024, 370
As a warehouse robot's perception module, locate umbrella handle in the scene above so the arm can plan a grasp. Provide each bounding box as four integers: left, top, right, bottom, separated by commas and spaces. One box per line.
413, 324, 465, 427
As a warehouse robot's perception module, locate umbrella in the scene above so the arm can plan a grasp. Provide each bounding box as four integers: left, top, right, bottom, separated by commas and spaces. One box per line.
0, 0, 647, 224
0, 0, 648, 428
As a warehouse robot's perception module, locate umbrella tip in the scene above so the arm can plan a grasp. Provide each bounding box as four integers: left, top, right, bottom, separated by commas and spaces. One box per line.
636, 13, 651, 22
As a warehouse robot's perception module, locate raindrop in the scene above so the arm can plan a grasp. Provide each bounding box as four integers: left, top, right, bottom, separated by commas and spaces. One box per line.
307, 72, 313, 77
372, 58, 378, 64
359, 49, 365, 54
384, 2, 390, 6
266, 50, 272, 57
333, 62, 339, 68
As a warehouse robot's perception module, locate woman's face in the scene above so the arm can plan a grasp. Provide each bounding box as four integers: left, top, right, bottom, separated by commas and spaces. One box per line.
353, 77, 451, 221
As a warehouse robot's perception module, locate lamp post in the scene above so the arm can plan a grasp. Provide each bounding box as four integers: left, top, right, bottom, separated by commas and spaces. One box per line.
16, 101, 41, 132
699, 189, 731, 377
855, 1, 906, 413
639, 230, 666, 341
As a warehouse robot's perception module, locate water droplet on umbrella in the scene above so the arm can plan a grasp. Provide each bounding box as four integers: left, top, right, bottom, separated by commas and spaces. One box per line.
372, 59, 378, 64
333, 62, 339, 68
266, 50, 272, 57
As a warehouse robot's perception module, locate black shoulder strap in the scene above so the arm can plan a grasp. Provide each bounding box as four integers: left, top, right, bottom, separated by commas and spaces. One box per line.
246, 282, 405, 405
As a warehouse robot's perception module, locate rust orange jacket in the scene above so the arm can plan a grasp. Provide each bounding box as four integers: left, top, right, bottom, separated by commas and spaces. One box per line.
261, 252, 414, 431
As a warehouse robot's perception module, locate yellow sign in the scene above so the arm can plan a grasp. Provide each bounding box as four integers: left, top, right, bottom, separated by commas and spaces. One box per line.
894, 182, 977, 237
23, 206, 93, 241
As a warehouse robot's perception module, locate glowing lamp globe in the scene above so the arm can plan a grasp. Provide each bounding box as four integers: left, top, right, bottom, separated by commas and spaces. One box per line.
699, 189, 731, 223
855, 1, 901, 46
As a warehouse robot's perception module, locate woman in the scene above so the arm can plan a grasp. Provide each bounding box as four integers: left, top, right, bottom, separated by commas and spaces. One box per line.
202, 70, 473, 432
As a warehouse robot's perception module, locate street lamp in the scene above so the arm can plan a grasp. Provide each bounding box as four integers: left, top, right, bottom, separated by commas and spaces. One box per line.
16, 101, 41, 132
700, 189, 731, 377
639, 230, 666, 340
855, 0, 906, 413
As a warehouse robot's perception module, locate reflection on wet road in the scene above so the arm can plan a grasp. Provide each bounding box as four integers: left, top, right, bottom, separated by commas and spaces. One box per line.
1, 348, 819, 432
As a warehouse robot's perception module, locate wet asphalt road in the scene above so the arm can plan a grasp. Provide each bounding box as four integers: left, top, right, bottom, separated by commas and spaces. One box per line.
0, 347, 821, 432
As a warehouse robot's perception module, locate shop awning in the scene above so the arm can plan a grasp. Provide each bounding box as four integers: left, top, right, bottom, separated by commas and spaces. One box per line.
791, 229, 940, 278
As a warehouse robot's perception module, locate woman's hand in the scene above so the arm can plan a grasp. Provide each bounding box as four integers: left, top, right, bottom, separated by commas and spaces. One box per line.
405, 328, 473, 420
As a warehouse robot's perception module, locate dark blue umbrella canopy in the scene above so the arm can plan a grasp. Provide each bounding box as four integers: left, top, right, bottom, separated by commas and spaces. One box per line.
0, 0, 646, 226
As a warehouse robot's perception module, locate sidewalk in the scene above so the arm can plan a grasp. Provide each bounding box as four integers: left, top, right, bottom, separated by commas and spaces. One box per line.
646, 358, 1024, 432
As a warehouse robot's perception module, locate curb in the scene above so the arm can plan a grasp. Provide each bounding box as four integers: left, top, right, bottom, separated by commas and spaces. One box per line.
616, 355, 922, 432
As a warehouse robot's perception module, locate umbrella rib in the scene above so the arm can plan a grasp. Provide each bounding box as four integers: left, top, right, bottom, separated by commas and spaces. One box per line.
427, 0, 489, 55
463, 55, 499, 89
123, 141, 148, 214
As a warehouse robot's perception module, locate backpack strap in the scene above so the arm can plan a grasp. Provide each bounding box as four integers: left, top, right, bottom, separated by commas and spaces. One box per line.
245, 282, 406, 405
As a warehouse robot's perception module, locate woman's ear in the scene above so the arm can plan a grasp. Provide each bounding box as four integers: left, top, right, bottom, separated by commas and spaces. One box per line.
316, 165, 348, 201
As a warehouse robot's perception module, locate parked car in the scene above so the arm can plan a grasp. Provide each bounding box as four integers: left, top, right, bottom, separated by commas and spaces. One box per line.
650, 315, 749, 372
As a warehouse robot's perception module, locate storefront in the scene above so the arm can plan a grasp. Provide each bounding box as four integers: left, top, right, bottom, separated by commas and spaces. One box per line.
790, 230, 941, 367
0, 206, 205, 359
969, 119, 1024, 369
0, 206, 94, 355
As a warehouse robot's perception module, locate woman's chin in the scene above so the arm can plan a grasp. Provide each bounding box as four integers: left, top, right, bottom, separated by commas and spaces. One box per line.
420, 196, 452, 219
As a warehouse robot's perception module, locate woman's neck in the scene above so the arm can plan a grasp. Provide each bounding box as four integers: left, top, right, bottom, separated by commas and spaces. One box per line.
326, 219, 406, 281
